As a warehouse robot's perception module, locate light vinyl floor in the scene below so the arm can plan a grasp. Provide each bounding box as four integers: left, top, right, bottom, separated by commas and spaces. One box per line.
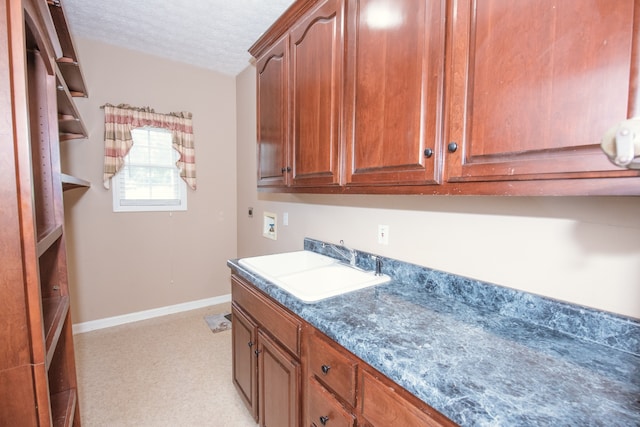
73, 304, 258, 427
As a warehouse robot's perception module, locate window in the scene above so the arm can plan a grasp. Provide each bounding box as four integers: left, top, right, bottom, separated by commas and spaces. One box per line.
112, 127, 187, 212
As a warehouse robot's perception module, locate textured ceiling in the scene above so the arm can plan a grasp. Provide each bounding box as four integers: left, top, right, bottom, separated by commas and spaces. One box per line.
63, 0, 296, 76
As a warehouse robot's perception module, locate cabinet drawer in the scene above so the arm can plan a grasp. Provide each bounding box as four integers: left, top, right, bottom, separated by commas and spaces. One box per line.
305, 328, 357, 407
232, 275, 301, 356
307, 378, 355, 427
360, 370, 455, 427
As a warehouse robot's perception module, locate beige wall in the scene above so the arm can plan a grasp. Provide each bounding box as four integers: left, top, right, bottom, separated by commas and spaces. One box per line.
62, 38, 237, 323
62, 39, 640, 324
236, 66, 640, 320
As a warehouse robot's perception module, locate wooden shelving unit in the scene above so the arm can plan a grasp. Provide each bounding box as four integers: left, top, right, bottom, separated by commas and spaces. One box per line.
0, 0, 86, 425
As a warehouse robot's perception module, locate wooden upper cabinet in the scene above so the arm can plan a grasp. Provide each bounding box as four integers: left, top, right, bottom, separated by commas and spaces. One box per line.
251, 0, 640, 194
345, 0, 446, 186
445, 0, 640, 183
256, 34, 290, 187
290, 0, 344, 186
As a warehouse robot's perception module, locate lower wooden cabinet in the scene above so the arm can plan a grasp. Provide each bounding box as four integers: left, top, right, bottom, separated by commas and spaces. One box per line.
231, 276, 302, 427
359, 370, 454, 427
303, 326, 357, 427
307, 378, 355, 427
303, 326, 357, 408
231, 273, 456, 427
231, 305, 258, 420
258, 330, 300, 427
302, 325, 456, 427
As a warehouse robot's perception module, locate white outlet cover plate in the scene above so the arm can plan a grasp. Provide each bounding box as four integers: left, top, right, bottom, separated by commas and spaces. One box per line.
378, 224, 389, 245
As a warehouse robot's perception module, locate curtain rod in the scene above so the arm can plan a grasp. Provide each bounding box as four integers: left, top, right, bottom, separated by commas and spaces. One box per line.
100, 103, 192, 119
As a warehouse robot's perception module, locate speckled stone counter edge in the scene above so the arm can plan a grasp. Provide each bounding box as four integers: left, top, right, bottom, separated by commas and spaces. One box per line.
303, 238, 640, 356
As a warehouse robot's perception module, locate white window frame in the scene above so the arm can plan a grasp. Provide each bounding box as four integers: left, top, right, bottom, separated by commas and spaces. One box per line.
112, 127, 188, 212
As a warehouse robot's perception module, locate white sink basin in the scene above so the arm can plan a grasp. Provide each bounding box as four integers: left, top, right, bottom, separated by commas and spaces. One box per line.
239, 250, 337, 278
238, 250, 391, 302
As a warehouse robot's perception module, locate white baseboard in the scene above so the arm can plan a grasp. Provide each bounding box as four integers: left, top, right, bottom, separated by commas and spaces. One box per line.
72, 294, 232, 334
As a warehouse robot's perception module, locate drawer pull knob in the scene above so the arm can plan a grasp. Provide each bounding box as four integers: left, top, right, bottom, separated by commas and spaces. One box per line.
248, 341, 254, 348
321, 365, 331, 374
319, 415, 329, 425
254, 349, 261, 356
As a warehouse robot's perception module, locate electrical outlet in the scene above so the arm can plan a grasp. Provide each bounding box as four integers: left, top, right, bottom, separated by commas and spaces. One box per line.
378, 224, 389, 245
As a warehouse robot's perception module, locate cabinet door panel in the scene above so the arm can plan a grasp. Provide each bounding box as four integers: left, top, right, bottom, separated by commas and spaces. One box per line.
290, 0, 343, 186
446, 0, 640, 181
257, 34, 289, 187
345, 0, 446, 185
232, 305, 258, 421
258, 330, 300, 427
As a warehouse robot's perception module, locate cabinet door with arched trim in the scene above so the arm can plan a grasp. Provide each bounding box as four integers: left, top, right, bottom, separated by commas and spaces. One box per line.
257, 34, 290, 188
290, 0, 344, 187
344, 0, 446, 186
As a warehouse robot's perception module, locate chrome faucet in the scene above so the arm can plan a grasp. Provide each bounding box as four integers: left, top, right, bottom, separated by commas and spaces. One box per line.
323, 240, 356, 267
373, 256, 383, 276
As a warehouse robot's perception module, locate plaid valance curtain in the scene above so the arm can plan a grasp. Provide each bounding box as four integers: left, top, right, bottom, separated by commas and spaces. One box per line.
102, 103, 197, 190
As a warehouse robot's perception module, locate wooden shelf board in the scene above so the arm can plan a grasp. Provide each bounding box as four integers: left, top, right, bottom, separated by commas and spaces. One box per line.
37, 225, 63, 257
55, 65, 87, 138
54, 82, 80, 117
61, 173, 90, 191
59, 133, 86, 142
25, 0, 62, 71
47, 0, 78, 61
57, 61, 87, 97
47, 0, 88, 97
58, 117, 84, 135
50, 388, 77, 427
42, 295, 70, 369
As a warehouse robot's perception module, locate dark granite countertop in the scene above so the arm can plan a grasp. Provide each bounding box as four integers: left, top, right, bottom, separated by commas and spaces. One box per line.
227, 239, 640, 427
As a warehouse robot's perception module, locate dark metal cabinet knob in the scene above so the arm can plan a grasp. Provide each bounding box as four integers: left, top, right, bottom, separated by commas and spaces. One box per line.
423, 148, 433, 158
319, 415, 329, 425
254, 349, 261, 356
447, 142, 458, 153
281, 166, 291, 173
321, 365, 330, 374
248, 341, 253, 348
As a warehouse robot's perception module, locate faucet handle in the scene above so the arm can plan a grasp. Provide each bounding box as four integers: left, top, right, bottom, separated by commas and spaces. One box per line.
372, 256, 383, 276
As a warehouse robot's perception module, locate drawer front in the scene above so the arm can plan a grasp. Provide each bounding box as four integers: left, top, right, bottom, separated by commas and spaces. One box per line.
305, 328, 357, 407
360, 370, 455, 427
232, 275, 301, 356
307, 378, 355, 427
